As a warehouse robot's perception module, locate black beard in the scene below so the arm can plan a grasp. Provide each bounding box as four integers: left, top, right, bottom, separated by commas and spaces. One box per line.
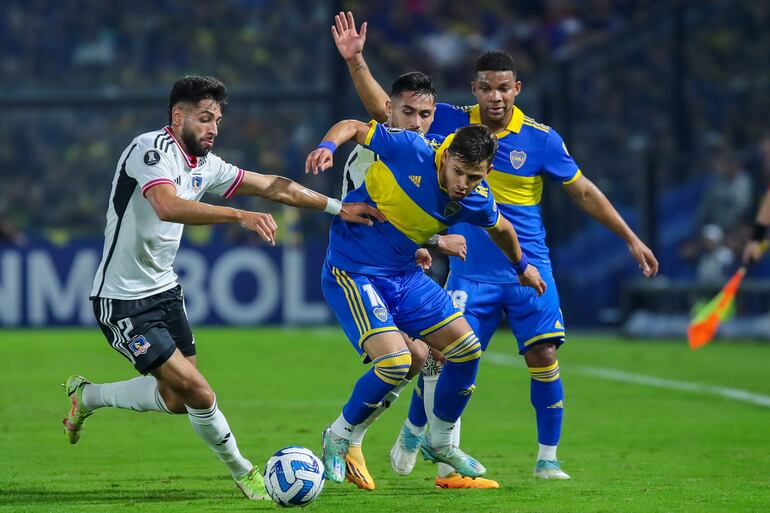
181, 126, 210, 157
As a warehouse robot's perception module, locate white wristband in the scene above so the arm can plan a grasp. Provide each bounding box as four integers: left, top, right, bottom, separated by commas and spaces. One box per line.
324, 197, 343, 216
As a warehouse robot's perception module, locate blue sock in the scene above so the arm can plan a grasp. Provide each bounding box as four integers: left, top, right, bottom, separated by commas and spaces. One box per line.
433, 332, 481, 422
529, 361, 564, 446
407, 374, 427, 427
341, 350, 411, 424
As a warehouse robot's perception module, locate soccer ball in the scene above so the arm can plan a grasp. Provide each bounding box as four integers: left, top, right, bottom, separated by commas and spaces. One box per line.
263, 446, 325, 507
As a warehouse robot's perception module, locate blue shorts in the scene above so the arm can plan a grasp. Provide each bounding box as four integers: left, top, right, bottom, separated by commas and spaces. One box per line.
322, 262, 462, 362
445, 271, 565, 353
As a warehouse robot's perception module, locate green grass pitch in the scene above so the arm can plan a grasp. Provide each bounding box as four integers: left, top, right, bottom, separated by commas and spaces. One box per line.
1, 328, 769, 512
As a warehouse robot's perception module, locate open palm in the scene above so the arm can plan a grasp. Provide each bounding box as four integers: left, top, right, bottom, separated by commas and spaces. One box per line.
332, 11, 367, 60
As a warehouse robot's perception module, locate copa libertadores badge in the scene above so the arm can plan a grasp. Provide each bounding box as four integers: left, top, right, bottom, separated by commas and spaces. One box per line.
144, 149, 161, 166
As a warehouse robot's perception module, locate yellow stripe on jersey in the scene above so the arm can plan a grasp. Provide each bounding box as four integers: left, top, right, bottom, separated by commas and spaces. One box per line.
433, 133, 456, 182
469, 105, 524, 137
332, 267, 367, 337
364, 121, 377, 146
522, 117, 550, 133
562, 169, 582, 185
365, 161, 447, 244
485, 211, 503, 231
486, 170, 543, 206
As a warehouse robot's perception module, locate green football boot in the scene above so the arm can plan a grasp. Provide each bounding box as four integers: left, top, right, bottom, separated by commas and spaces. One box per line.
234, 466, 269, 500
62, 375, 92, 444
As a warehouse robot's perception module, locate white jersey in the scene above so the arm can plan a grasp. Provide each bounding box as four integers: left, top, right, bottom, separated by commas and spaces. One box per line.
91, 127, 244, 300
341, 144, 378, 198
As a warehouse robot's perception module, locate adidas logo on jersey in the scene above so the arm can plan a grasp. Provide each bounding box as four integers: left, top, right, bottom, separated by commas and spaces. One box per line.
409, 175, 422, 187
554, 320, 563, 329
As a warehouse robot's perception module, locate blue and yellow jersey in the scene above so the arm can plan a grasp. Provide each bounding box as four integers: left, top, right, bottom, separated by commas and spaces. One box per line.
326, 122, 502, 276
430, 103, 581, 282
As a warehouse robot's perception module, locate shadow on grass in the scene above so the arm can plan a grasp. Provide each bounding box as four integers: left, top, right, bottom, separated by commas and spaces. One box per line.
0, 486, 271, 510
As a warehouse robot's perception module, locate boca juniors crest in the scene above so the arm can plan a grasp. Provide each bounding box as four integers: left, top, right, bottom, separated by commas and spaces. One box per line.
509, 150, 527, 170
444, 201, 462, 217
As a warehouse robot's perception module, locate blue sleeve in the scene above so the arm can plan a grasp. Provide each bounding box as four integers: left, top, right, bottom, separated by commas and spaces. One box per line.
454, 185, 502, 229
363, 122, 434, 174
542, 128, 581, 183
429, 103, 470, 136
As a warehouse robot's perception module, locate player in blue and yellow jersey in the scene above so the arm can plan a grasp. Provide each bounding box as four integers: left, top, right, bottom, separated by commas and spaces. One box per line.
304, 119, 546, 485
330, 60, 477, 489
330, 12, 659, 484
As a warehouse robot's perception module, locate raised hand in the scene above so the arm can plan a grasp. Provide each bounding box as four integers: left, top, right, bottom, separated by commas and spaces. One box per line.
331, 11, 367, 61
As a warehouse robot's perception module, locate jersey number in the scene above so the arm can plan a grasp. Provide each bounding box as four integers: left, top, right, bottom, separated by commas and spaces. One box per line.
362, 284, 389, 322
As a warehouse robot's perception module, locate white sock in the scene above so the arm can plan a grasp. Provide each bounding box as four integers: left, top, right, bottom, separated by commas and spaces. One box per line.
81, 376, 171, 413
428, 417, 457, 449
186, 399, 252, 478
404, 418, 425, 436
437, 417, 461, 477
330, 413, 355, 440
422, 374, 439, 425
537, 443, 558, 461
349, 378, 411, 446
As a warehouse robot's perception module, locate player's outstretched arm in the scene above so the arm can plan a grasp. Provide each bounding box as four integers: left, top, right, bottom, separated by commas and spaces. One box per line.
743, 187, 770, 264
487, 216, 546, 295
305, 120, 372, 175
332, 11, 389, 123
145, 183, 277, 244
236, 170, 385, 226
423, 234, 467, 260
564, 175, 659, 277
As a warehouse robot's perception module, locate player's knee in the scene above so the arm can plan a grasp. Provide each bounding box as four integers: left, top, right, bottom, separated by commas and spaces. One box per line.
167, 374, 214, 409
372, 349, 412, 385
442, 331, 482, 363
527, 347, 561, 384
187, 384, 215, 409
525, 341, 557, 368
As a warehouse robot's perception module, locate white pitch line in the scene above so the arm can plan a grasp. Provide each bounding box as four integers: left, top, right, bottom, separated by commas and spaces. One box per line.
484, 352, 770, 409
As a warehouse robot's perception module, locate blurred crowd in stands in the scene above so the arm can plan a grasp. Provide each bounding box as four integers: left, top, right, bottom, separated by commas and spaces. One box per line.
1, 0, 768, 276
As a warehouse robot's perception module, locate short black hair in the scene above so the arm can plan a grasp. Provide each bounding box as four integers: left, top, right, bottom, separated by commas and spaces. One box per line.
448, 125, 498, 167
168, 75, 228, 124
474, 51, 517, 76
390, 71, 437, 101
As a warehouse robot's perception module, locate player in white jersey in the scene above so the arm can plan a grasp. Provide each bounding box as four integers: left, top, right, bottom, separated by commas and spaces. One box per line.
63, 75, 384, 501
331, 14, 468, 490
